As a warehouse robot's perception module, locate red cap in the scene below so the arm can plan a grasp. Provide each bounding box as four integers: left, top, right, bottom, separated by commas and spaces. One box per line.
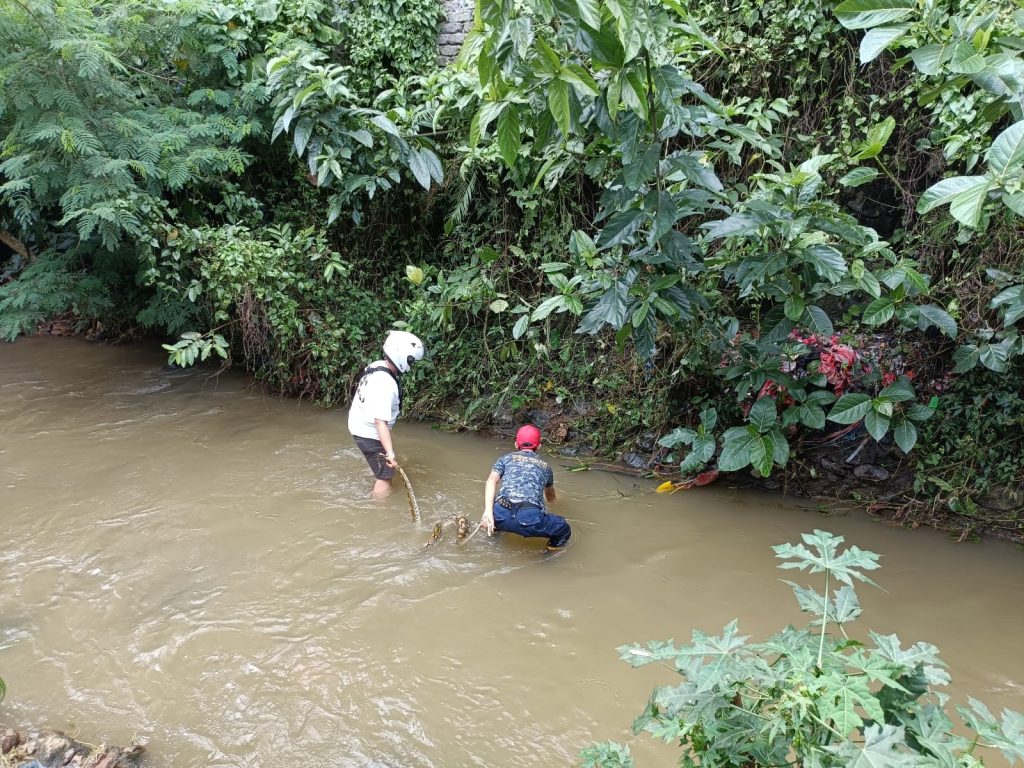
515, 424, 542, 450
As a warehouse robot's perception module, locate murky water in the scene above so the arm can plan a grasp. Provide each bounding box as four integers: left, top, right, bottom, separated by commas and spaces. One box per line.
1, 336, 1022, 767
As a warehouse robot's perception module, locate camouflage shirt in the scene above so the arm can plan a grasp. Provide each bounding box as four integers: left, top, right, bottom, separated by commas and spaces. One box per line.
492, 450, 554, 510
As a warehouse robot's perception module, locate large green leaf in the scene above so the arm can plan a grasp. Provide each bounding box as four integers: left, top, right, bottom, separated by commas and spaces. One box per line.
680, 433, 716, 472
816, 673, 884, 736
834, 0, 916, 30
948, 178, 995, 228
547, 78, 572, 137
580, 277, 632, 333
797, 402, 827, 429
853, 116, 896, 160
576, 0, 602, 29
370, 113, 401, 137
917, 175, 990, 217
909, 44, 949, 75
648, 191, 679, 241
597, 208, 644, 249
672, 621, 749, 692
560, 64, 600, 97
979, 339, 1013, 372
859, 23, 910, 63
531, 294, 566, 321
605, 0, 645, 62
773, 529, 881, 586
496, 106, 521, 167
804, 244, 847, 282
407, 148, 440, 190
831, 585, 862, 624
828, 393, 872, 424
892, 418, 918, 453
748, 397, 777, 431
620, 70, 648, 121
1003, 191, 1024, 216
703, 213, 760, 240
986, 120, 1024, 178
959, 699, 1024, 765
917, 304, 957, 338
623, 144, 660, 189
862, 296, 895, 326
718, 426, 757, 471
827, 724, 916, 768
992, 284, 1024, 327
803, 305, 835, 335
748, 434, 775, 476
952, 344, 980, 373
784, 294, 806, 322
869, 633, 945, 676
769, 427, 789, 466
948, 40, 986, 75
839, 167, 880, 187
864, 408, 891, 441
879, 376, 914, 402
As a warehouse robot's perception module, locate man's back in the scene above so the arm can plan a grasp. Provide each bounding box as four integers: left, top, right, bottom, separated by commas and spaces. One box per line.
493, 450, 554, 509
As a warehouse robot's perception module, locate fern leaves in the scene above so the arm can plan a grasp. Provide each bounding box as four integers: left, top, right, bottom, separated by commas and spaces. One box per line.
0, 0, 261, 251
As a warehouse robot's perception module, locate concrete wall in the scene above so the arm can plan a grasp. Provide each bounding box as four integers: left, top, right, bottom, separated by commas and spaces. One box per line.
438, 0, 473, 63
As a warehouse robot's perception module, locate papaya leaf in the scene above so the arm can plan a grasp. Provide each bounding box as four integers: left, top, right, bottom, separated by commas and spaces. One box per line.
772, 529, 881, 586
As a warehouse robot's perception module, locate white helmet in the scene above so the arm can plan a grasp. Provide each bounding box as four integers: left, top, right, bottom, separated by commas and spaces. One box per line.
383, 330, 425, 374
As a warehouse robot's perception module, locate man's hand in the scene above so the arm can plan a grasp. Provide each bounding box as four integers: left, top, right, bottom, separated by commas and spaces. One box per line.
481, 508, 495, 536
384, 450, 398, 469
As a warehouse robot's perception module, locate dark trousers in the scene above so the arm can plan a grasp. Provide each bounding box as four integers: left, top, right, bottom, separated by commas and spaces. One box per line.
493, 500, 571, 548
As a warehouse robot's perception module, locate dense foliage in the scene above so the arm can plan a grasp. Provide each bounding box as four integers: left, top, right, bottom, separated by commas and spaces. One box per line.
582, 530, 1024, 767
1, 0, 1022, 534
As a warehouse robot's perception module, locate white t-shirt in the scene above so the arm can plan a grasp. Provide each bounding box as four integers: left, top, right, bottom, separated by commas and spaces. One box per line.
347, 360, 400, 440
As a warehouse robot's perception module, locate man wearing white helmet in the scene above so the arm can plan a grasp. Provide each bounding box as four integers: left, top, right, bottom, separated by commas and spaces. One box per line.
348, 330, 426, 497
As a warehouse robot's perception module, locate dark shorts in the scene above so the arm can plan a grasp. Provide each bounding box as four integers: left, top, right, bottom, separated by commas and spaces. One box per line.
353, 435, 395, 480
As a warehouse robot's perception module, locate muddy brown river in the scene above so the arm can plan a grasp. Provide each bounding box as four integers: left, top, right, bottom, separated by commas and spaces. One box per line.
1, 336, 1022, 767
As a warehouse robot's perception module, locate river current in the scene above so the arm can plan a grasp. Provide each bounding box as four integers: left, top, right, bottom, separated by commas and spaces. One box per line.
1, 336, 1021, 767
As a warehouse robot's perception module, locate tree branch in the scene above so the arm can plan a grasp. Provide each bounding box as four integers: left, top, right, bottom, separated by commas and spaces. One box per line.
0, 230, 32, 262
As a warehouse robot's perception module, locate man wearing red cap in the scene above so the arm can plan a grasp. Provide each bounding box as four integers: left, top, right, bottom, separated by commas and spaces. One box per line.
480, 424, 571, 550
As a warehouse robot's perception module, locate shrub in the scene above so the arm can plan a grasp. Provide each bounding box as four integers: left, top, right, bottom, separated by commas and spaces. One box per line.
583, 530, 1024, 767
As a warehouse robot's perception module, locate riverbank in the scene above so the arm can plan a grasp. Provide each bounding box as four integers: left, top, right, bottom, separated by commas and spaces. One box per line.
473, 393, 1024, 546
14, 326, 1024, 545
0, 726, 143, 768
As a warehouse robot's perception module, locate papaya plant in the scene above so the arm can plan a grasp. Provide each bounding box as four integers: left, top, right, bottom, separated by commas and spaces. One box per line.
582, 530, 1024, 768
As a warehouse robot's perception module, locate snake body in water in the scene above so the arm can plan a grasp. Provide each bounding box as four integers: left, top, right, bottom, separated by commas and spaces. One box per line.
394, 462, 481, 548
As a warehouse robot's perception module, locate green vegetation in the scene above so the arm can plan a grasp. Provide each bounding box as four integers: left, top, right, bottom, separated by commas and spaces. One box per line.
1, 0, 1022, 535
582, 530, 1024, 767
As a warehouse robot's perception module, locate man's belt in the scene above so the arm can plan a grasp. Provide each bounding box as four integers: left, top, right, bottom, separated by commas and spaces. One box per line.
496, 497, 542, 512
